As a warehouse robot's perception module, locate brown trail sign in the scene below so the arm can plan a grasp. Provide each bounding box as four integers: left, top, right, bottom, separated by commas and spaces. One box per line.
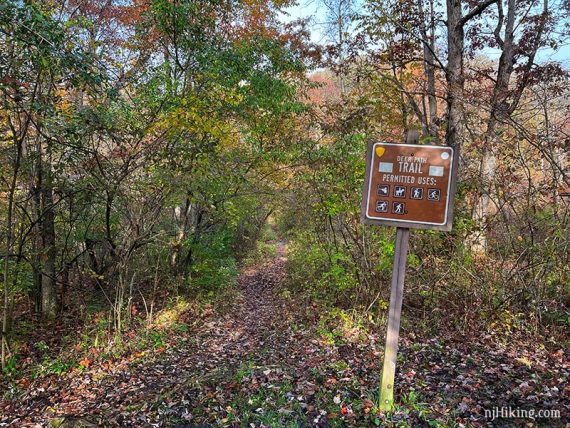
361, 141, 457, 231
361, 136, 459, 411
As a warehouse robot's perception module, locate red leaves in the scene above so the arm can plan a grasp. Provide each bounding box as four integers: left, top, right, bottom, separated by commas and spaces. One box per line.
18, 378, 31, 388
226, 381, 238, 391
552, 349, 564, 362
79, 358, 91, 369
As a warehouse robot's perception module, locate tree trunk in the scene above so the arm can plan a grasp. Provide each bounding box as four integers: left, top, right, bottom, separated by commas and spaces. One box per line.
337, 0, 346, 95
472, 0, 516, 252
171, 198, 192, 269
419, 0, 438, 139
39, 142, 58, 319
445, 0, 465, 150
31, 176, 42, 313
2, 136, 23, 369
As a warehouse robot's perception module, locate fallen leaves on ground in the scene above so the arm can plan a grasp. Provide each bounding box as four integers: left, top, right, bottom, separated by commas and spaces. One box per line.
1, 243, 568, 427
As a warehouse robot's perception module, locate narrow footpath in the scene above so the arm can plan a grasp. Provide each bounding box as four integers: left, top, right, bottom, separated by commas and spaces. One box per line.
1, 243, 568, 427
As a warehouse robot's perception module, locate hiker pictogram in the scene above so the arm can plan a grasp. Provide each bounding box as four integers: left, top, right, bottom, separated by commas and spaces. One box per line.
411, 187, 423, 200
392, 202, 405, 214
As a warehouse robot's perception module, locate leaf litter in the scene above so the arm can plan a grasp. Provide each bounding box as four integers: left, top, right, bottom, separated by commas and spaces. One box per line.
1, 244, 568, 427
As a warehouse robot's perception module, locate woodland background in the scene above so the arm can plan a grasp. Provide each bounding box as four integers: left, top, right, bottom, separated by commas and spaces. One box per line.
0, 0, 569, 425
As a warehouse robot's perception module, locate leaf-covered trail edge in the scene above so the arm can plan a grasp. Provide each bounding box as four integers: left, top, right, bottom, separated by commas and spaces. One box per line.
1, 242, 569, 427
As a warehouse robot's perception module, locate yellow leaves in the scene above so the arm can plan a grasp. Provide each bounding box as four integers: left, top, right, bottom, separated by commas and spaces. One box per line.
55, 87, 72, 117
154, 298, 191, 328
155, 89, 242, 152
515, 356, 533, 368
87, 269, 105, 281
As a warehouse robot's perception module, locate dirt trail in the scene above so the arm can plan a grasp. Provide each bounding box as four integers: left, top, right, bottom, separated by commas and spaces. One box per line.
1, 242, 337, 427
2, 243, 569, 427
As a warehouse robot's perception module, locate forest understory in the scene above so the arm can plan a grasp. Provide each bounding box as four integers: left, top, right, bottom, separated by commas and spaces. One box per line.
1, 240, 568, 427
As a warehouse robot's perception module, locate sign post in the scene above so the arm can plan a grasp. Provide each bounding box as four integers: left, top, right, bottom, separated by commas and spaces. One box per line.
360, 132, 458, 411
379, 226, 409, 410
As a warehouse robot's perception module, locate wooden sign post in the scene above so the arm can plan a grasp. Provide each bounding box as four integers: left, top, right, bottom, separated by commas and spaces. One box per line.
360, 132, 458, 411
379, 226, 409, 410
